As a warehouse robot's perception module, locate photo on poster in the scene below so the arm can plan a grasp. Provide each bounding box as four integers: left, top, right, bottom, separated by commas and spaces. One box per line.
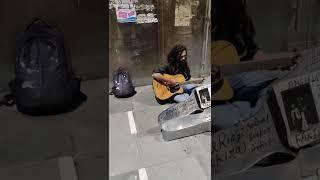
199, 88, 211, 103
273, 70, 320, 148
195, 84, 211, 109
281, 83, 319, 133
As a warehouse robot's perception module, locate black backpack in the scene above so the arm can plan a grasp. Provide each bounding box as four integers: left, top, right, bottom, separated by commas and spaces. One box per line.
1, 18, 87, 115
110, 67, 136, 98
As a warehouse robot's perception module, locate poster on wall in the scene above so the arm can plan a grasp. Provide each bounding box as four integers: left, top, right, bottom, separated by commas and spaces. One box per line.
114, 0, 137, 23
116, 6, 137, 23
174, 1, 193, 27
136, 3, 158, 24
110, 0, 158, 24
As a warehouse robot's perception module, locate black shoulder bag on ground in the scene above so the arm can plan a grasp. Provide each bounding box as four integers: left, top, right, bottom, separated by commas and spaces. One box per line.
1, 18, 87, 115
110, 67, 136, 98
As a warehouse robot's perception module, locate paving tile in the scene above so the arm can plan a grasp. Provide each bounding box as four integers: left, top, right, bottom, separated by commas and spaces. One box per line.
109, 134, 142, 176
131, 86, 160, 109
196, 132, 211, 153
147, 157, 208, 180
109, 97, 133, 114
65, 94, 108, 130
192, 153, 211, 178
177, 133, 211, 178
133, 106, 168, 134
218, 159, 301, 180
177, 132, 211, 153
0, 157, 77, 180
0, 111, 73, 167
71, 127, 107, 154
109, 170, 140, 180
109, 112, 132, 137
137, 133, 188, 168
74, 154, 107, 180
298, 145, 320, 177
0, 79, 108, 169
303, 176, 317, 180
81, 79, 108, 96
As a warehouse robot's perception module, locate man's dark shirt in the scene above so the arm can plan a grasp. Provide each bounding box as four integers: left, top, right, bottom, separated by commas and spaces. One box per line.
153, 62, 191, 81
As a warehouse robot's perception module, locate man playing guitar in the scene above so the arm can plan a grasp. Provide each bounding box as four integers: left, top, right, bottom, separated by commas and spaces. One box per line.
152, 44, 197, 104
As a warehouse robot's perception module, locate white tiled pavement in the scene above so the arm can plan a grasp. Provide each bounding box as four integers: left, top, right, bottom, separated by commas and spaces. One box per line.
109, 85, 211, 180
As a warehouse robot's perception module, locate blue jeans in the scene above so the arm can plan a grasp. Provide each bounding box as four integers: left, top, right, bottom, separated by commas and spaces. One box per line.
173, 84, 196, 103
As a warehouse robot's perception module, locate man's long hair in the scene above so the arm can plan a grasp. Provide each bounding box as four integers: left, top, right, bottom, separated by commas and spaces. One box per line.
167, 44, 191, 79
212, 0, 248, 37
167, 44, 187, 64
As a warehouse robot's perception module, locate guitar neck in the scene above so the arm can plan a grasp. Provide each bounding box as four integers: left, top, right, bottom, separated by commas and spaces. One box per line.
221, 52, 300, 76
179, 78, 204, 86
257, 52, 298, 60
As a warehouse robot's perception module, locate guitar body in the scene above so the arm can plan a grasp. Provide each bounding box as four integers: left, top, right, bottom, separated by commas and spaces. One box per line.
212, 40, 240, 65
153, 74, 186, 101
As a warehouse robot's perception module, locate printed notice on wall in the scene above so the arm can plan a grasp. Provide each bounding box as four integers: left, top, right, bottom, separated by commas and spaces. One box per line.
273, 70, 320, 149
114, 0, 137, 23
136, 4, 158, 24
212, 102, 288, 176
110, 0, 158, 24
174, 2, 193, 27
116, 6, 137, 23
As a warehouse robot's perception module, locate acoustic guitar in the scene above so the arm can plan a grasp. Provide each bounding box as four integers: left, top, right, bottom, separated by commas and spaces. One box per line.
212, 40, 301, 75
152, 74, 204, 101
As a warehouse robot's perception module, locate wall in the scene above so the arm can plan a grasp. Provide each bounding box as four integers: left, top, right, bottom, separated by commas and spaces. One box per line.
247, 0, 320, 52
0, 0, 108, 92
246, 0, 291, 52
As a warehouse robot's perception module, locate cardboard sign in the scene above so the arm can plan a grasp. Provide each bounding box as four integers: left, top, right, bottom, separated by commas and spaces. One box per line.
216, 145, 320, 180
159, 85, 211, 120
195, 84, 211, 109
213, 46, 320, 178
272, 70, 320, 148
215, 158, 300, 180
212, 100, 288, 177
